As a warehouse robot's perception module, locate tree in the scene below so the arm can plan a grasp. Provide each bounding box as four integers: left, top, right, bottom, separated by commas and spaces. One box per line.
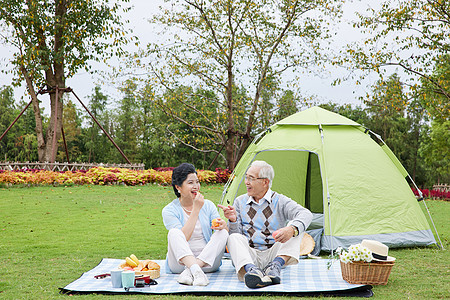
0, 85, 40, 161
0, 0, 131, 162
416, 54, 450, 184
419, 54, 450, 121
345, 0, 450, 118
275, 90, 300, 122
255, 76, 278, 130
113, 79, 143, 163
82, 85, 112, 163
0, 85, 19, 160
135, 0, 344, 170
161, 85, 230, 168
419, 120, 450, 185
57, 98, 82, 162
136, 83, 160, 168
364, 74, 407, 141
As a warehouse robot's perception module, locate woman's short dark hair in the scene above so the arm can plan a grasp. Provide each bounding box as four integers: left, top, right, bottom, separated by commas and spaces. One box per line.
172, 163, 197, 198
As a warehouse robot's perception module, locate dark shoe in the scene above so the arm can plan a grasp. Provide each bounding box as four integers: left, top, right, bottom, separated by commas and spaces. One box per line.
244, 266, 272, 289
263, 261, 282, 284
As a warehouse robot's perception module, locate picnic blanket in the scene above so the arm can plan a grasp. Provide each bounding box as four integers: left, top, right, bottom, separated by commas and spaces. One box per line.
61, 258, 373, 297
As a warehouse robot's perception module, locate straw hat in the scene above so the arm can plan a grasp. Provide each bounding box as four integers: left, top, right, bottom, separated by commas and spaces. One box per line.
361, 239, 396, 262
300, 233, 315, 256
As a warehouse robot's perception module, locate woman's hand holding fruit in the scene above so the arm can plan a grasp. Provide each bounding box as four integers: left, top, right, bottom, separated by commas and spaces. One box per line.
211, 217, 227, 230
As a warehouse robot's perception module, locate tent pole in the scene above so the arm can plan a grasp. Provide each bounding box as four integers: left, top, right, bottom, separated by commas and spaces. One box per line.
420, 198, 445, 250
409, 175, 444, 250
319, 124, 334, 255
220, 173, 234, 206
326, 177, 333, 255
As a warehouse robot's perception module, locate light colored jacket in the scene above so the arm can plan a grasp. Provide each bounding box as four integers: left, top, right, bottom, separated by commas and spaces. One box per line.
162, 198, 220, 242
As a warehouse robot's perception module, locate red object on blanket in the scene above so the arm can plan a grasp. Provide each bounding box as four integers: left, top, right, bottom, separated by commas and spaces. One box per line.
135, 275, 150, 284
94, 273, 110, 279
135, 275, 158, 286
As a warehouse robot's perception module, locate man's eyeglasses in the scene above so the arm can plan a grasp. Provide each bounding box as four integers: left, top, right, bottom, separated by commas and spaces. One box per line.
244, 176, 267, 183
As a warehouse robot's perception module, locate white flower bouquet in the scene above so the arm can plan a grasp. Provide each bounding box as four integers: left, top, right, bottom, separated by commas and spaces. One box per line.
336, 244, 373, 264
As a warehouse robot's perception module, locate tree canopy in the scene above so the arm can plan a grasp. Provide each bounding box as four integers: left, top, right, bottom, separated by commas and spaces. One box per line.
0, 0, 132, 162
131, 0, 344, 170
344, 0, 449, 121
0, 1, 447, 187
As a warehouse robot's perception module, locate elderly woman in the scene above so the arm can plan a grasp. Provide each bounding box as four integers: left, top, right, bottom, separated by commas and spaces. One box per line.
162, 163, 228, 286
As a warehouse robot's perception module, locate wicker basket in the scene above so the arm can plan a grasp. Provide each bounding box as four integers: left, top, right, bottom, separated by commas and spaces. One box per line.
135, 269, 160, 279
118, 262, 160, 279
340, 260, 394, 285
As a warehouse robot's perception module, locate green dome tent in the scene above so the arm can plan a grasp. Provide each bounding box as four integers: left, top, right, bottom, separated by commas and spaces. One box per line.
220, 106, 440, 252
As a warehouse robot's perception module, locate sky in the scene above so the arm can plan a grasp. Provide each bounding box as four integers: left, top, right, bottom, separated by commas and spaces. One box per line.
0, 0, 386, 112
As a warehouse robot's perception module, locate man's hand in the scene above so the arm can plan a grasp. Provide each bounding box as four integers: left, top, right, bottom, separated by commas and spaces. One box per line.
272, 226, 296, 243
218, 204, 237, 222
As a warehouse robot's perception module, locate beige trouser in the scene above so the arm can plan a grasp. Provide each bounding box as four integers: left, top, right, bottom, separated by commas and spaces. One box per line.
227, 232, 304, 281
166, 228, 228, 274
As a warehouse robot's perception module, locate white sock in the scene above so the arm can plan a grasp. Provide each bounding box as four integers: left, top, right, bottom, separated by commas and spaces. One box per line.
190, 264, 202, 274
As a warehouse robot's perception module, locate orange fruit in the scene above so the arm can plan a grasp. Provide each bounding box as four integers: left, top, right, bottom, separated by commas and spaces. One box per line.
211, 218, 220, 228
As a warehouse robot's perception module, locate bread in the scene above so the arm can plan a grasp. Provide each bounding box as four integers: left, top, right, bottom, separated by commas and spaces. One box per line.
146, 260, 160, 270
136, 260, 160, 278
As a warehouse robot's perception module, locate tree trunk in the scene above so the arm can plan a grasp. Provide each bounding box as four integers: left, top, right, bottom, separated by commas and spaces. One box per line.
225, 132, 236, 170
20, 67, 46, 161
236, 135, 250, 164
225, 60, 236, 170
42, 0, 66, 162
43, 88, 64, 162
233, 76, 265, 169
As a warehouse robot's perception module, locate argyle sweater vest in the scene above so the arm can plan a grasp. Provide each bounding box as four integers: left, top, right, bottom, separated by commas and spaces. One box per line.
239, 192, 281, 250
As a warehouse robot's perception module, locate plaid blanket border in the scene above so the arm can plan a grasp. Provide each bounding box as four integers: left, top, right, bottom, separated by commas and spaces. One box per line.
61, 258, 370, 295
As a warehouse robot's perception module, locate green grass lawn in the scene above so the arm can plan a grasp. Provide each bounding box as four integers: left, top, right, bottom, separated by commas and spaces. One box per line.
0, 185, 448, 299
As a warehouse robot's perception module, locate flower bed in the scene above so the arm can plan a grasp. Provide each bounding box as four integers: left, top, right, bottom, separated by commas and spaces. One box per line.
0, 167, 231, 186
411, 187, 450, 200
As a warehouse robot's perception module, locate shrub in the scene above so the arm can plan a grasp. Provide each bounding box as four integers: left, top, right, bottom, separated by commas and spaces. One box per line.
411, 187, 449, 200
0, 167, 231, 186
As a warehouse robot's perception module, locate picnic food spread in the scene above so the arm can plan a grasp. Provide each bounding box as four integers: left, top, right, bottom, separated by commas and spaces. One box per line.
119, 254, 160, 279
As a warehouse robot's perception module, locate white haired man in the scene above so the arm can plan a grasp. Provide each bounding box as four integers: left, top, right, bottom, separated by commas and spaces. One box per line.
219, 160, 313, 289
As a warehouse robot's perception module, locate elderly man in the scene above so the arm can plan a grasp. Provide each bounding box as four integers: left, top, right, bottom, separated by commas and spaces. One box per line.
219, 160, 313, 289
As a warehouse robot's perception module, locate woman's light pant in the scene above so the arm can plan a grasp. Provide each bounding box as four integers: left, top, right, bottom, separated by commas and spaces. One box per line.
166, 228, 229, 274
